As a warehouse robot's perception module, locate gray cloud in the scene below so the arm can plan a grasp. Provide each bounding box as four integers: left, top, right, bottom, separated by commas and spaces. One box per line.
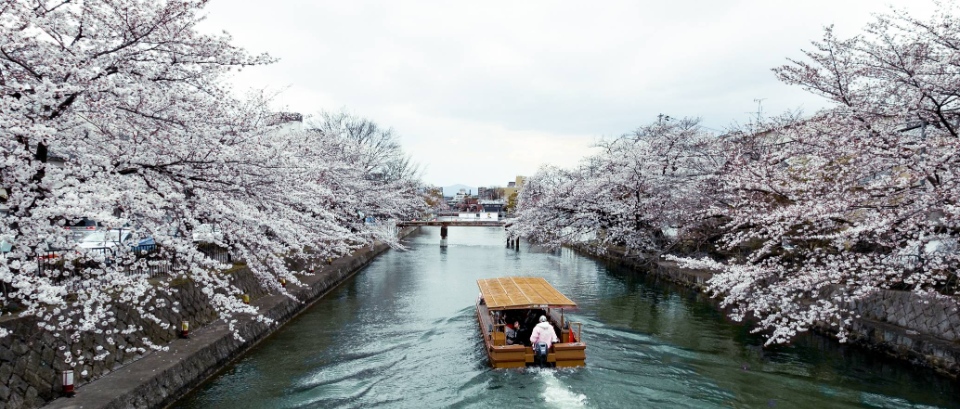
199, 0, 935, 187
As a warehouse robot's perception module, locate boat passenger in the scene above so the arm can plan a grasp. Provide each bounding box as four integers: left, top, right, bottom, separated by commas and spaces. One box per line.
505, 321, 520, 345
530, 315, 559, 349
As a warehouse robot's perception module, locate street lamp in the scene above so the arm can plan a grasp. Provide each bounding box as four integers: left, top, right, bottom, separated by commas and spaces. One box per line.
61, 370, 75, 397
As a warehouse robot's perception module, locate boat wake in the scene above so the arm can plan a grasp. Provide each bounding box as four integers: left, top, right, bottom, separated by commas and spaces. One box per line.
537, 370, 587, 408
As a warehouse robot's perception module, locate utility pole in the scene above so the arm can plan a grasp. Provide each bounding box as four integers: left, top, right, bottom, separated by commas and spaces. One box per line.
751, 98, 766, 123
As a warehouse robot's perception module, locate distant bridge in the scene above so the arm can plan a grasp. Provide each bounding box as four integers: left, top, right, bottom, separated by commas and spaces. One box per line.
397, 220, 506, 227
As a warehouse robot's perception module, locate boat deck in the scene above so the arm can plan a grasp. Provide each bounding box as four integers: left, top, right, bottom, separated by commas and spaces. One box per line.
476, 302, 586, 368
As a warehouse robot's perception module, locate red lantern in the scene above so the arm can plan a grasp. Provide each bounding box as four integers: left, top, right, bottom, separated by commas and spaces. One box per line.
180, 320, 190, 338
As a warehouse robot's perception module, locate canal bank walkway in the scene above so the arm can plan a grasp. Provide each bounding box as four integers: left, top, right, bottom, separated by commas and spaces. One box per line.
44, 228, 416, 409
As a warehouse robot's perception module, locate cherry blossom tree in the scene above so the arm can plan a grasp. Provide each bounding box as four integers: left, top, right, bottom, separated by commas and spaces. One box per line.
513, 118, 721, 259
508, 164, 576, 243
0, 0, 423, 368
514, 2, 960, 346
675, 3, 960, 344
308, 110, 421, 184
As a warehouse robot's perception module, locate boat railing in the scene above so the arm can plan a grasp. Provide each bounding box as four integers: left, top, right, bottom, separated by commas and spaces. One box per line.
565, 321, 583, 343
492, 323, 506, 346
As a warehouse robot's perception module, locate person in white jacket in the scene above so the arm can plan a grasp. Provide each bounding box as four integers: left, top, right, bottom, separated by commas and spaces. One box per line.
529, 315, 559, 349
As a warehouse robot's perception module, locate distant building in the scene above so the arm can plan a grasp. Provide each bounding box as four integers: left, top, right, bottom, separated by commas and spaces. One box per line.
480, 199, 505, 214
503, 176, 527, 201
454, 188, 471, 203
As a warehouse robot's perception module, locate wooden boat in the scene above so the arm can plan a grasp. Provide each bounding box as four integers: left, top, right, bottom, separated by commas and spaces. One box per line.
476, 277, 586, 368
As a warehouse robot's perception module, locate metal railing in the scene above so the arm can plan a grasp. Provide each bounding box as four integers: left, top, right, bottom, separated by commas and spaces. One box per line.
33, 244, 234, 283
198, 245, 232, 265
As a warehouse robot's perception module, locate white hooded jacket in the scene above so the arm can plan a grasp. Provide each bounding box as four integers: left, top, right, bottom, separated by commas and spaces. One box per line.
529, 321, 559, 348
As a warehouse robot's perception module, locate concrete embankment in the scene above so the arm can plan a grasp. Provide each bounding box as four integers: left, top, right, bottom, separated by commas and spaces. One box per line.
577, 245, 960, 377
29, 227, 418, 409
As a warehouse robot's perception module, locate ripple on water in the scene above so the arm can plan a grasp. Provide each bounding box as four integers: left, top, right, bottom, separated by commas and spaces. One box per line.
176, 228, 960, 409
292, 350, 399, 392
859, 392, 947, 409
291, 377, 378, 409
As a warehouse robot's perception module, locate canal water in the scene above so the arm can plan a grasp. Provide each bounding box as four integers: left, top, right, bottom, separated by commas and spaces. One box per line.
176, 227, 960, 408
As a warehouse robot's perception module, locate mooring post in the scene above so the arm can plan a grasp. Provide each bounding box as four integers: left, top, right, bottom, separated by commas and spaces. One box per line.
440, 222, 449, 247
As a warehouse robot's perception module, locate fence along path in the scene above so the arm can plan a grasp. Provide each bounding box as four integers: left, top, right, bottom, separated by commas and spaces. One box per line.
31, 245, 234, 292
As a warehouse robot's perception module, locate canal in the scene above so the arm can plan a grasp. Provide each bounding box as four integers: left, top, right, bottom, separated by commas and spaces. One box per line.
176, 227, 960, 408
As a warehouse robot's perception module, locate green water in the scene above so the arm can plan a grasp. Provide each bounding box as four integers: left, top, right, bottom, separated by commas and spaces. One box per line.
175, 227, 959, 408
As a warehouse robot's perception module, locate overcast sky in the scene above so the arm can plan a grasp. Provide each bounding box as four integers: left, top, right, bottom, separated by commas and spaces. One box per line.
198, 0, 936, 189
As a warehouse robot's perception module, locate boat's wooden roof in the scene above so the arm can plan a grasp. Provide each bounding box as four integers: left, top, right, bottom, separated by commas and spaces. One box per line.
477, 277, 577, 310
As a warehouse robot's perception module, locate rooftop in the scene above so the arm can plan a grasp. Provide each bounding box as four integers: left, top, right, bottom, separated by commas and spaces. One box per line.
477, 276, 577, 310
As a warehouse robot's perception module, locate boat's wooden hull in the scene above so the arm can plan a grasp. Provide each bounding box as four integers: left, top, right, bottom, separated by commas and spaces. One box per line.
476, 302, 586, 369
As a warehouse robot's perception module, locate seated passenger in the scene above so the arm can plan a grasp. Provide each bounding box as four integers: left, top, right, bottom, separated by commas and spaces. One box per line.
505, 321, 520, 345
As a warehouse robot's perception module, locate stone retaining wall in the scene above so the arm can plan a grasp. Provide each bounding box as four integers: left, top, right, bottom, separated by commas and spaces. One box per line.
577, 245, 960, 377
0, 227, 416, 409
0, 273, 225, 409
853, 289, 960, 343
844, 290, 960, 375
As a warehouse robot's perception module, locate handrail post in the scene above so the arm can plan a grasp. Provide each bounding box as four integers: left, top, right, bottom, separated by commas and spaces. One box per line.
493, 323, 505, 346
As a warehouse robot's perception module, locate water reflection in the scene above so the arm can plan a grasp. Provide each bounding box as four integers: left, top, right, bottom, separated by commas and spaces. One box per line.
176, 227, 960, 409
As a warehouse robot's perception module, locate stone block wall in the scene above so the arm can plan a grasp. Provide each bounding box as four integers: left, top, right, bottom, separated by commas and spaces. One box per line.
35, 227, 416, 409
0, 273, 227, 409
852, 290, 960, 342
0, 234, 404, 409
843, 290, 960, 375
